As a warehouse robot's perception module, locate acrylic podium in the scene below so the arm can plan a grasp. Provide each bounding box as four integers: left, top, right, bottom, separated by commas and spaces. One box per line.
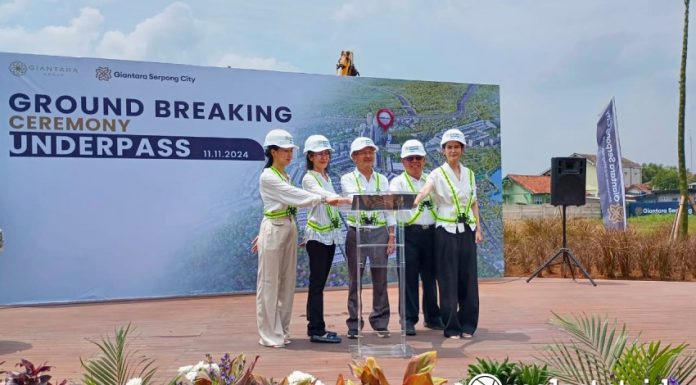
348, 192, 416, 359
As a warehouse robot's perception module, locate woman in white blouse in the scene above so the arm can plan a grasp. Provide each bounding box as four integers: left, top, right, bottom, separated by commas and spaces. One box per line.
413, 128, 483, 339
301, 135, 345, 344
254, 129, 349, 348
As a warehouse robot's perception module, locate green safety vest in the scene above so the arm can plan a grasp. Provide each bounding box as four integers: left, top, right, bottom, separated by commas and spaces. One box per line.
306, 172, 341, 232
263, 167, 298, 219
436, 166, 476, 225
346, 171, 387, 226
400, 172, 438, 225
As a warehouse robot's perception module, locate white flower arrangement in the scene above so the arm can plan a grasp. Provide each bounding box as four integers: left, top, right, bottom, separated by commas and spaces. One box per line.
286, 370, 323, 385
125, 378, 143, 385
177, 361, 221, 384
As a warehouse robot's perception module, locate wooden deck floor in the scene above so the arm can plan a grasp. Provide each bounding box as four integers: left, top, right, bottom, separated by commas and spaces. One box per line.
2, 278, 695, 383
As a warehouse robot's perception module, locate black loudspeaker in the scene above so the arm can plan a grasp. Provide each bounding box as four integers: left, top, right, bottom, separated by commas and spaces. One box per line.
551, 157, 586, 206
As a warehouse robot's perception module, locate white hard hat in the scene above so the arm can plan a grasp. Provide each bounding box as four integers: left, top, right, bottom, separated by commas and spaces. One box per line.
263, 129, 298, 150
350, 137, 379, 156
440, 128, 466, 147
400, 139, 426, 158
303, 135, 334, 154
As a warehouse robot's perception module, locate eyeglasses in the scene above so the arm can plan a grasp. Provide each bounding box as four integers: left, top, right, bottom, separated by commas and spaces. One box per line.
404, 156, 424, 162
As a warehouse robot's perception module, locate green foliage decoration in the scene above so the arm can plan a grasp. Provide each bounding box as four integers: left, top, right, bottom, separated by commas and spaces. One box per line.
466, 357, 519, 385
614, 342, 696, 385
80, 324, 160, 385
539, 313, 696, 385
538, 313, 630, 385
515, 363, 550, 385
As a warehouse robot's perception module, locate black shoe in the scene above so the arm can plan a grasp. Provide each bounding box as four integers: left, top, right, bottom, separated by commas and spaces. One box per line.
308, 330, 338, 337
424, 321, 445, 330
310, 333, 342, 343
405, 324, 416, 336
347, 329, 359, 339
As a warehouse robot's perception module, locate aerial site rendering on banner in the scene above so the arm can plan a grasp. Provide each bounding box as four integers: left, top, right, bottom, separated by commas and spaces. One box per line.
181, 78, 503, 295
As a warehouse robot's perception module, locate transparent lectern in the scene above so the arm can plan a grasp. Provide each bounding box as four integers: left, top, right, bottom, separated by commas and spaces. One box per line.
348, 192, 416, 358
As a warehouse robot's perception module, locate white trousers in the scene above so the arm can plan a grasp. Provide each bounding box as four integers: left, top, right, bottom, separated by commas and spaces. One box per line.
256, 217, 298, 346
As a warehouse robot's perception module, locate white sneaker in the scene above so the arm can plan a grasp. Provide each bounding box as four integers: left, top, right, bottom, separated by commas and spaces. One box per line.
376, 329, 390, 338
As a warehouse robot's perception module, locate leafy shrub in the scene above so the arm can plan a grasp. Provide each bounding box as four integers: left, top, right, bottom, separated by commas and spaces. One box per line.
466, 358, 518, 385
80, 324, 159, 385
344, 351, 446, 385
538, 312, 631, 385
613, 342, 696, 385
464, 359, 549, 385
3, 359, 66, 385
514, 363, 550, 385
538, 313, 696, 385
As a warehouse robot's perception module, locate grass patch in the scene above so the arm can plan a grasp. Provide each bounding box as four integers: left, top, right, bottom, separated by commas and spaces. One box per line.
504, 215, 696, 280
628, 214, 696, 233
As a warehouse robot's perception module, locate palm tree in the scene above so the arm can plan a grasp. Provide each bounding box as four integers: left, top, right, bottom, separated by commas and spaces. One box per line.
678, 0, 690, 239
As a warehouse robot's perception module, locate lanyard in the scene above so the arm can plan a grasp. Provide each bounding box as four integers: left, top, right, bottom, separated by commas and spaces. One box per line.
352, 170, 381, 225
353, 170, 381, 192
270, 166, 291, 185
309, 172, 340, 229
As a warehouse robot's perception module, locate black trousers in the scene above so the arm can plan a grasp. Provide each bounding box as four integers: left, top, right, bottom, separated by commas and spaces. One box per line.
434, 225, 479, 337
305, 240, 336, 336
401, 225, 441, 327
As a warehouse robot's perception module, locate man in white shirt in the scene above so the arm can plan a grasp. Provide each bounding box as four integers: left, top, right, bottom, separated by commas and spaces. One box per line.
389, 140, 443, 336
340, 137, 396, 339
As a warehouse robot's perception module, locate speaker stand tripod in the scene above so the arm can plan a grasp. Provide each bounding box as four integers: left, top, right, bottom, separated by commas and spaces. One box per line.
527, 205, 597, 286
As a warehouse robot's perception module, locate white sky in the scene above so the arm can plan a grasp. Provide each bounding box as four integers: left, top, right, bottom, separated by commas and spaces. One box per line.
1, 0, 694, 175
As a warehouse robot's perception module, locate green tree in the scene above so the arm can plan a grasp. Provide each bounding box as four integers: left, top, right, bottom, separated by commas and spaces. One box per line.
641, 162, 663, 183
678, 0, 690, 239
641, 163, 681, 189
651, 166, 680, 190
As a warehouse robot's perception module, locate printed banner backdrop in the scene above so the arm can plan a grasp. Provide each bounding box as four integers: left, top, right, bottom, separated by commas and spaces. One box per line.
596, 98, 627, 230
0, 52, 502, 305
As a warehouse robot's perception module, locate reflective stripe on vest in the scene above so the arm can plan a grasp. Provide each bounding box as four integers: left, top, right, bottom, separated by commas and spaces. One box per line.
400, 172, 437, 225
437, 166, 475, 225
263, 167, 297, 219
306, 172, 341, 233
264, 207, 297, 219
347, 171, 386, 226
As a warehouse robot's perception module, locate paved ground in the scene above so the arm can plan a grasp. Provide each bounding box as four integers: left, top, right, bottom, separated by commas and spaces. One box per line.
2, 278, 695, 383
